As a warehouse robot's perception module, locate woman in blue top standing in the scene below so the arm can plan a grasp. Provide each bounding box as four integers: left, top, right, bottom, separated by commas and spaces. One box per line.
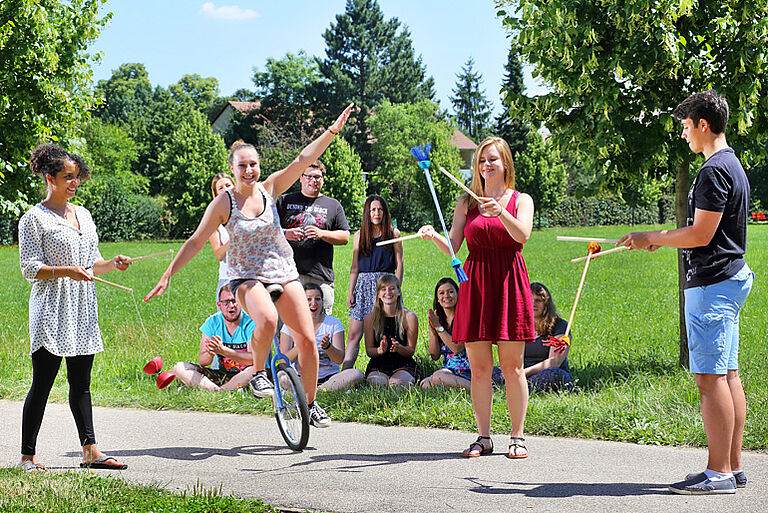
342, 195, 403, 370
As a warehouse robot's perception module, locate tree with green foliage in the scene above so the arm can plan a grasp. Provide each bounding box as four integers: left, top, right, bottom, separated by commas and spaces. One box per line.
514, 132, 567, 228
495, 45, 528, 158
321, 137, 367, 230
0, 0, 108, 220
252, 51, 326, 138
451, 58, 492, 141
498, 0, 768, 365
368, 100, 463, 230
94, 63, 154, 130
319, 0, 435, 168
156, 109, 229, 237
169, 74, 220, 120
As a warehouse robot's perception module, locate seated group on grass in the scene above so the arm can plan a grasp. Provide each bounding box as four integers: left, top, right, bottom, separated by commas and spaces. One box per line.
175, 274, 574, 395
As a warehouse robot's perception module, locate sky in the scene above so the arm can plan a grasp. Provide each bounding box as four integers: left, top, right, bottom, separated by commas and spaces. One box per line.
91, 0, 548, 117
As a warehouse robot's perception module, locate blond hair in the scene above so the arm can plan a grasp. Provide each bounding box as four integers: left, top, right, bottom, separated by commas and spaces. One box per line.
371, 274, 406, 343
468, 136, 515, 208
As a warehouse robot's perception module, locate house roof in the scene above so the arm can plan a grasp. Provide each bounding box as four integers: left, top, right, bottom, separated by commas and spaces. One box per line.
211, 100, 262, 125
451, 129, 477, 150
228, 100, 261, 114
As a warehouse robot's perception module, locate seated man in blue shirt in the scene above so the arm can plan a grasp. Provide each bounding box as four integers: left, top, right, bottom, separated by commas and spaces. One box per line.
172, 284, 258, 391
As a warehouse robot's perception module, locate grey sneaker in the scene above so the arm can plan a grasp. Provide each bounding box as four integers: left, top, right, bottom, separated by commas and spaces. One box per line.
249, 370, 275, 398
308, 401, 331, 428
670, 474, 736, 495
685, 470, 747, 489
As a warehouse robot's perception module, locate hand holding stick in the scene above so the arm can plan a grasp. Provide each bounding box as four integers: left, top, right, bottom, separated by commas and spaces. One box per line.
438, 167, 482, 203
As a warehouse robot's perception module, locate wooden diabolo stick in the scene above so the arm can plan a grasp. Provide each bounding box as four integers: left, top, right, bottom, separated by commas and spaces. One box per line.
438, 166, 482, 202
565, 250, 592, 338
376, 233, 421, 246
91, 275, 133, 293
570, 245, 629, 263
557, 236, 619, 243
126, 249, 174, 264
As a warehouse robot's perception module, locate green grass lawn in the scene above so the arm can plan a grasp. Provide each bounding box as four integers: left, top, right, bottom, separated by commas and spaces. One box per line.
1, 225, 766, 449
0, 468, 280, 512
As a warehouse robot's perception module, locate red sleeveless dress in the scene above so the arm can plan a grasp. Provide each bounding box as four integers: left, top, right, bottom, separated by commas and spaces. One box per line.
453, 191, 535, 343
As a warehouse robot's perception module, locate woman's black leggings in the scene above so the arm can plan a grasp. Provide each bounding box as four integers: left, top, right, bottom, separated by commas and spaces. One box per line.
21, 347, 96, 455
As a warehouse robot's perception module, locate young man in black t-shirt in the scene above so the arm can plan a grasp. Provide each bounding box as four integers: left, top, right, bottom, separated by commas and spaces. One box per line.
276, 160, 350, 314
620, 90, 754, 495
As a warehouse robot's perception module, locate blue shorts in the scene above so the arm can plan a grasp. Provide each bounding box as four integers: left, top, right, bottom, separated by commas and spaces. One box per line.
684, 264, 753, 375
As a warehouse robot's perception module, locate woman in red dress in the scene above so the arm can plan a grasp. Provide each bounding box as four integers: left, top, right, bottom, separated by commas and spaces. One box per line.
420, 136, 534, 459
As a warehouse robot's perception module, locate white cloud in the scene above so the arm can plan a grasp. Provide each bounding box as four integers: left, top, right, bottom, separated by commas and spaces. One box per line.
200, 2, 260, 21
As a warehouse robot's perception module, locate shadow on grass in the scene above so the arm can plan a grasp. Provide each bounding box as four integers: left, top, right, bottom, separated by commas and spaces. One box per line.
573, 357, 681, 392
464, 477, 669, 497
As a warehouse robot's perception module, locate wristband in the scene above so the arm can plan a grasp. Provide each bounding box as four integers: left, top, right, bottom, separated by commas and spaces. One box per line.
52, 266, 54, 279
328, 128, 339, 135
283, 229, 287, 236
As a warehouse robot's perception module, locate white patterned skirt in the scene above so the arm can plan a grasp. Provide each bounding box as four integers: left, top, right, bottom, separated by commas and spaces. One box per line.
350, 272, 388, 321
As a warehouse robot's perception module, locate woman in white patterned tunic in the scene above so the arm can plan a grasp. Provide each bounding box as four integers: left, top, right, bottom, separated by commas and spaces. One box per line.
146, 104, 353, 427
17, 145, 131, 472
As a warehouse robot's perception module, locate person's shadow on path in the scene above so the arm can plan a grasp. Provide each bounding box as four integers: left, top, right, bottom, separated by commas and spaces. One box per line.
64, 444, 291, 462
464, 477, 669, 497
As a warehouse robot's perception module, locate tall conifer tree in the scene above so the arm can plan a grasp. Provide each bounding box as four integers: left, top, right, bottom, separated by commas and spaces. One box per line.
450, 58, 491, 141
319, 0, 434, 170
495, 46, 528, 157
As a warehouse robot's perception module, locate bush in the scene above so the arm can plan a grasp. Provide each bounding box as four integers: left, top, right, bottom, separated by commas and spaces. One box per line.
542, 196, 674, 227
75, 175, 164, 241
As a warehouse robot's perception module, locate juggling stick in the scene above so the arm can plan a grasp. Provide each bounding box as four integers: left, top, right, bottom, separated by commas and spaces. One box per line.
544, 243, 599, 353
91, 275, 133, 293
142, 356, 176, 389
438, 166, 482, 202
570, 245, 629, 263
557, 236, 619, 243
410, 144, 468, 283
376, 233, 421, 246
126, 249, 174, 264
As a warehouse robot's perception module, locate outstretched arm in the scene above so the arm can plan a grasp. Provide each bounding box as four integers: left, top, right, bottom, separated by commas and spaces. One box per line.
264, 104, 354, 198
145, 193, 229, 300
418, 196, 468, 256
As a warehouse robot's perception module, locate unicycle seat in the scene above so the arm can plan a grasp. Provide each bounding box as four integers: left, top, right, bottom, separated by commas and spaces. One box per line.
266, 283, 284, 302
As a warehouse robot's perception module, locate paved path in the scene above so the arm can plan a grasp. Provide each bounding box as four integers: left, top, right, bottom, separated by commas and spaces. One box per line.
1, 400, 767, 513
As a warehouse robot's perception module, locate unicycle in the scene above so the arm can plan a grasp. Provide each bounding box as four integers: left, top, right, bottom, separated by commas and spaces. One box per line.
266, 283, 310, 451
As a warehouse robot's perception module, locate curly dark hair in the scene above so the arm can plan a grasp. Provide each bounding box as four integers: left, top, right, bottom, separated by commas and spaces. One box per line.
29, 144, 90, 181
673, 89, 729, 135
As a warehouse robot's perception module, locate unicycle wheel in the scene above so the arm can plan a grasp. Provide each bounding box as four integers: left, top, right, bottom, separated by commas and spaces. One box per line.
272, 362, 310, 451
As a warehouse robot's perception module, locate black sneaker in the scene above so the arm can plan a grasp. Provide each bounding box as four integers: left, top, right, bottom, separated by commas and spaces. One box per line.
685, 470, 747, 489
670, 473, 736, 495
308, 401, 331, 428
249, 370, 275, 398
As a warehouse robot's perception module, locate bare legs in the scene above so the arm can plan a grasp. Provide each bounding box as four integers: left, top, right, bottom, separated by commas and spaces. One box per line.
172, 362, 255, 392
465, 341, 527, 451
696, 370, 746, 473
420, 368, 470, 389
365, 369, 415, 387
342, 318, 364, 371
